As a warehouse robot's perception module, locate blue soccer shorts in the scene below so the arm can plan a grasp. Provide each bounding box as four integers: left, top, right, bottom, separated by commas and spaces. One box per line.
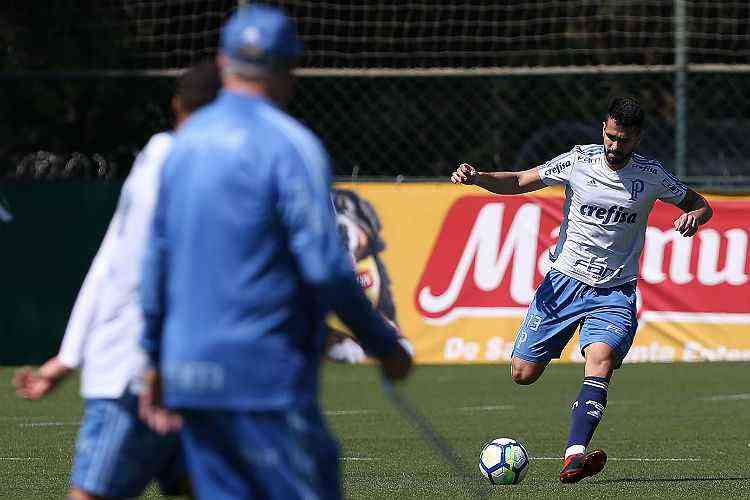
180, 403, 341, 500
511, 269, 638, 367
70, 392, 186, 498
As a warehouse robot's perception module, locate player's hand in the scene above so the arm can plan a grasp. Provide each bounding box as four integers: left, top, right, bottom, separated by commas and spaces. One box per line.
380, 338, 413, 382
674, 212, 699, 237
451, 163, 478, 185
12, 367, 56, 399
139, 368, 183, 435
13, 357, 71, 400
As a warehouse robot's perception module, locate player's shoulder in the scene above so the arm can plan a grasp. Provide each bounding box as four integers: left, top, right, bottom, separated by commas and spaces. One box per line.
256, 102, 328, 166
258, 102, 322, 148
132, 132, 174, 173
550, 144, 604, 164
141, 132, 173, 157
630, 152, 678, 180
543, 144, 601, 169
573, 144, 604, 159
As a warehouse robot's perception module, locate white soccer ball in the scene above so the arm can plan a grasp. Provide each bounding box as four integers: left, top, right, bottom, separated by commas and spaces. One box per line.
478, 437, 530, 485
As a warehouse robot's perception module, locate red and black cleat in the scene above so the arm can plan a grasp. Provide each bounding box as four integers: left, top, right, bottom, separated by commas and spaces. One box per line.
559, 449, 607, 483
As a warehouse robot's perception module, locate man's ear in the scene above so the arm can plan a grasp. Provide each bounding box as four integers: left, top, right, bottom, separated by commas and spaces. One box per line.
172, 96, 188, 128
172, 95, 182, 117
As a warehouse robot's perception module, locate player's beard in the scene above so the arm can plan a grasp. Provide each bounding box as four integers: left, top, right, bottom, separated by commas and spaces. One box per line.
606, 150, 627, 167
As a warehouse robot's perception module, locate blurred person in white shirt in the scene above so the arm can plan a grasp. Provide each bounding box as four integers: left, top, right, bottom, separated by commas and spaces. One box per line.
13, 61, 221, 500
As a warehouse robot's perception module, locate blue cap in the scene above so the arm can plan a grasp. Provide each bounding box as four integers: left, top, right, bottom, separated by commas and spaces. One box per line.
220, 4, 303, 75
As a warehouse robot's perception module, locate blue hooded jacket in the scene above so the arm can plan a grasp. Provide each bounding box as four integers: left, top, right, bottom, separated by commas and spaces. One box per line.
140, 91, 400, 410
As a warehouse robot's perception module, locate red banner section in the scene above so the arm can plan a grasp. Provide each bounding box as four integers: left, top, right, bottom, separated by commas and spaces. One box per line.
416, 195, 749, 324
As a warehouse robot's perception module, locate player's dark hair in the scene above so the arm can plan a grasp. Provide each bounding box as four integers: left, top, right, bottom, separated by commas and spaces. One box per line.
606, 96, 645, 130
176, 61, 222, 113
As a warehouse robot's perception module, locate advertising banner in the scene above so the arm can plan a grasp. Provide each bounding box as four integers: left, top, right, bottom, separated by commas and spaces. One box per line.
334, 183, 750, 364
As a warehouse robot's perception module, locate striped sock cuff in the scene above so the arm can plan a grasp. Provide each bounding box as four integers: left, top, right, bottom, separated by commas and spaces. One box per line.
582, 376, 609, 392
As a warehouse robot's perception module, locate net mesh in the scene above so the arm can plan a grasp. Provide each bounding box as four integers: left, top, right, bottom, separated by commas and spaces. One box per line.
2, 1, 750, 189
3, 1, 750, 71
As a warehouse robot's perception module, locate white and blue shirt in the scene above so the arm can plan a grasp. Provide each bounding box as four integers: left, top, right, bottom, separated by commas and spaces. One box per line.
57, 133, 173, 398
538, 144, 688, 288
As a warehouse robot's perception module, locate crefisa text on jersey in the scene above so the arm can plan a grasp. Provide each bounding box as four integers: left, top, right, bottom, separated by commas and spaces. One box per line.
544, 159, 573, 176
579, 204, 638, 224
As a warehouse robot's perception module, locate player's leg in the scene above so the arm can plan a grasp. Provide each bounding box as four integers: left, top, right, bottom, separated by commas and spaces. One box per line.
510, 269, 588, 385
559, 342, 615, 483
560, 282, 637, 483
69, 394, 185, 499
509, 357, 548, 385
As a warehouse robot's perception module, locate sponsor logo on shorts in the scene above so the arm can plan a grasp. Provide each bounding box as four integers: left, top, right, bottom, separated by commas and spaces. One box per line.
573, 259, 622, 279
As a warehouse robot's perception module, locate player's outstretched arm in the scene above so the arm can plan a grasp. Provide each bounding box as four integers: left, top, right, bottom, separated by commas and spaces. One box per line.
673, 188, 713, 237
451, 163, 546, 195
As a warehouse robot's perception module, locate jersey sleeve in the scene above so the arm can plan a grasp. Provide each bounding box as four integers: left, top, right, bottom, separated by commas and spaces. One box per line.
655, 164, 688, 205
139, 152, 172, 366
537, 148, 578, 186
56, 219, 115, 368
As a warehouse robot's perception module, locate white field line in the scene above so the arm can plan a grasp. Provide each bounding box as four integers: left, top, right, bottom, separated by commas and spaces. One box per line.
700, 393, 750, 401
19, 421, 80, 427
324, 410, 377, 416
342, 456, 700, 462
456, 405, 515, 412
531, 457, 701, 462
0, 457, 41, 461
0, 416, 51, 421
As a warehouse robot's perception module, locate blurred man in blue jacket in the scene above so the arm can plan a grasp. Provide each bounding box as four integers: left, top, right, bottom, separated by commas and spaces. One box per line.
138, 4, 412, 499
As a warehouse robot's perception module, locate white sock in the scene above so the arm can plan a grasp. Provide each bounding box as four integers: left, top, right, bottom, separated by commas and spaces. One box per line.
565, 445, 586, 458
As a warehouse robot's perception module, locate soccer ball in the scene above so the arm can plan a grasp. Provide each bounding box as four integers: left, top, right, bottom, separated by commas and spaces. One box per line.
478, 438, 530, 485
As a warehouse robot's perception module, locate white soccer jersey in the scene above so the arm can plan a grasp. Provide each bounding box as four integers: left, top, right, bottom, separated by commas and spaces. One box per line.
57, 132, 173, 398
538, 144, 688, 288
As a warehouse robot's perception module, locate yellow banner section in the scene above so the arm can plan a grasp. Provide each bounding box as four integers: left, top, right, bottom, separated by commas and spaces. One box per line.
334, 183, 750, 364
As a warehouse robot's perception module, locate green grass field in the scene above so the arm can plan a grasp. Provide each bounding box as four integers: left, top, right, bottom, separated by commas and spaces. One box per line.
2, 362, 749, 499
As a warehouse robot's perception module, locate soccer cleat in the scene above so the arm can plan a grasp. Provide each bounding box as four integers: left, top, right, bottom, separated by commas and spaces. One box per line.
559, 449, 607, 483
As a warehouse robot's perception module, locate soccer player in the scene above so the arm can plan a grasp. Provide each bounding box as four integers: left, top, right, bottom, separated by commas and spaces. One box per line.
451, 97, 713, 483
137, 5, 412, 500
12, 62, 221, 500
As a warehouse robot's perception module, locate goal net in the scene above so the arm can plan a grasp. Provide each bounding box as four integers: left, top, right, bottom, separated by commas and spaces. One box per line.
2, 1, 750, 187
6, 0, 749, 73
